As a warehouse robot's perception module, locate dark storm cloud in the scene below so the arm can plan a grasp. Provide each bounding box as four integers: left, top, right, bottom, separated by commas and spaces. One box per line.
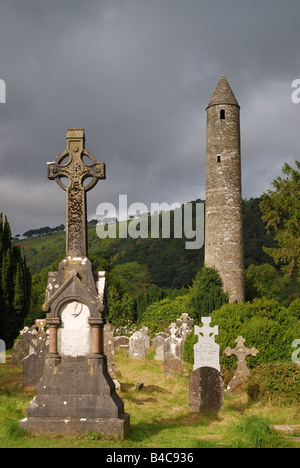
0, 0, 299, 234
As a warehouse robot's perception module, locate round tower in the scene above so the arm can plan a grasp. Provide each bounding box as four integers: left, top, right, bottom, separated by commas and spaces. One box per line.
204, 75, 245, 302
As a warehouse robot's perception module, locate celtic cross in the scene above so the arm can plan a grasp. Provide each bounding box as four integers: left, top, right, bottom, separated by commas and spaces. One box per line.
47, 128, 105, 258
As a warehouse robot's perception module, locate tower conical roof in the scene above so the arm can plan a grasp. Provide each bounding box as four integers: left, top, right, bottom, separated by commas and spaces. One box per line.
207, 75, 239, 108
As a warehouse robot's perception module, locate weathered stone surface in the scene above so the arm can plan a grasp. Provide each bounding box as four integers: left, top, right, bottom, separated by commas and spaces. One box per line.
114, 335, 129, 349
22, 320, 49, 388
151, 332, 168, 348
129, 331, 145, 359
47, 128, 105, 258
164, 323, 183, 359
104, 322, 121, 389
188, 367, 224, 412
163, 352, 186, 377
224, 336, 258, 393
19, 357, 129, 437
205, 75, 245, 303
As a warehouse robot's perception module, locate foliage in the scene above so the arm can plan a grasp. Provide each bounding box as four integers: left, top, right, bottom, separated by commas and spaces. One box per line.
22, 224, 65, 239
187, 266, 229, 321
247, 362, 300, 406
0, 214, 31, 348
109, 262, 151, 300
260, 160, 300, 278
210, 297, 300, 369
142, 295, 190, 334
245, 263, 300, 305
136, 284, 188, 321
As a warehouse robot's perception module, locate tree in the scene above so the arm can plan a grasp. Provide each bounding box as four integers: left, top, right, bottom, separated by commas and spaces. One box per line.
260, 161, 300, 278
0, 214, 31, 348
187, 266, 229, 322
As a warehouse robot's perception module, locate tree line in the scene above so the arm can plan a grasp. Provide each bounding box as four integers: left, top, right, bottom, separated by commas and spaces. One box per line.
0, 215, 31, 348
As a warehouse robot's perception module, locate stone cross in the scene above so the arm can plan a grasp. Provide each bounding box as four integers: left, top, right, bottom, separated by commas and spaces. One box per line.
47, 128, 105, 257
224, 336, 259, 393
193, 317, 220, 371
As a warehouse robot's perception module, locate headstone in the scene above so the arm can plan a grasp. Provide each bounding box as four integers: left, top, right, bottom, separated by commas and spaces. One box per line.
11, 327, 35, 366
224, 336, 259, 393
163, 352, 186, 377
22, 320, 49, 388
139, 325, 151, 348
19, 129, 129, 438
129, 331, 146, 359
176, 313, 194, 330
188, 317, 223, 413
154, 344, 164, 361
193, 317, 220, 371
151, 332, 168, 348
188, 367, 224, 412
104, 322, 121, 389
114, 335, 130, 349
164, 323, 183, 359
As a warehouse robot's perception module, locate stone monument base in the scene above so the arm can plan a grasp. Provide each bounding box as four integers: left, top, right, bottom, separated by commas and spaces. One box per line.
188, 367, 224, 413
19, 355, 130, 438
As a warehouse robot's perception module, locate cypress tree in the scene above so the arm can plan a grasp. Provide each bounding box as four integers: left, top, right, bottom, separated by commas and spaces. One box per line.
0, 214, 31, 348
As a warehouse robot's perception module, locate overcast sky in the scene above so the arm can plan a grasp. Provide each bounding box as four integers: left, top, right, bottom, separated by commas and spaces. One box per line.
0, 0, 300, 235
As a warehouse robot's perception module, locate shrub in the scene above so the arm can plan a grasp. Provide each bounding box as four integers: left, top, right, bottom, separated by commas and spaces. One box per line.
142, 295, 190, 334
183, 297, 300, 368
247, 362, 300, 406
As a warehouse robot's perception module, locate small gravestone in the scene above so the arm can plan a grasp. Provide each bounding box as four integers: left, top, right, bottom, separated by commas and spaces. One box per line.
114, 335, 130, 349
11, 327, 35, 366
129, 331, 146, 358
104, 322, 121, 389
153, 332, 169, 361
164, 323, 183, 359
22, 320, 49, 388
193, 317, 220, 371
139, 325, 151, 348
224, 336, 259, 393
163, 352, 186, 377
188, 317, 223, 413
152, 332, 169, 348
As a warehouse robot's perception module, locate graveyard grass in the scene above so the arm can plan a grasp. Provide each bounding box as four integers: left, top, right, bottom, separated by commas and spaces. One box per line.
0, 349, 299, 449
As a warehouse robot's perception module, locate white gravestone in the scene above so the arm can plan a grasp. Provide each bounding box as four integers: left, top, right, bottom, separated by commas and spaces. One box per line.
193, 317, 220, 372
129, 331, 146, 359
58, 301, 91, 357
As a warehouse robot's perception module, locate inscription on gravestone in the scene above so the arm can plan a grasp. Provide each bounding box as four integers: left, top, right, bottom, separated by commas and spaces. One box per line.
193, 317, 220, 372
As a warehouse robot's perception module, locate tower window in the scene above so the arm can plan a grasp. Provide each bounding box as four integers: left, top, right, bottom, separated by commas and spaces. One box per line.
217, 155, 221, 163
220, 109, 225, 119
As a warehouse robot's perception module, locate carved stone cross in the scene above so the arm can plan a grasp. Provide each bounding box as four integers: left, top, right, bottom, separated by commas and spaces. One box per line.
224, 336, 259, 393
193, 317, 220, 371
47, 128, 105, 257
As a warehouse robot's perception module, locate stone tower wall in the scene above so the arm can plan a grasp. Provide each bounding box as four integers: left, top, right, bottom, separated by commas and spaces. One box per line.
205, 87, 245, 302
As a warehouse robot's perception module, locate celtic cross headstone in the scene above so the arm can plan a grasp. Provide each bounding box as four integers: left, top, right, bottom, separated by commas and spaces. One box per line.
19, 129, 129, 438
224, 336, 259, 393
